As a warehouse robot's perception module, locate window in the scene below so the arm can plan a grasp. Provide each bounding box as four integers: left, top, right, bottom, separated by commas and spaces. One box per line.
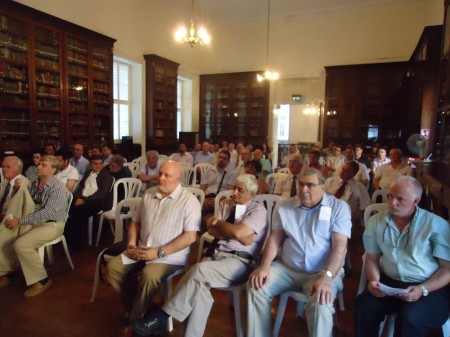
176, 76, 193, 139
277, 104, 290, 141
177, 79, 182, 139
113, 59, 130, 140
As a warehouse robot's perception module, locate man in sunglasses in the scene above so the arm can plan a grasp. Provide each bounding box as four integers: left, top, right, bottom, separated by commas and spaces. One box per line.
247, 168, 352, 337
355, 176, 450, 337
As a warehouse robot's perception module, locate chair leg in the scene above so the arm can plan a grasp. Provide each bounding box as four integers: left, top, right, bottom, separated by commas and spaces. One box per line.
88, 216, 93, 246
95, 214, 105, 246
337, 290, 345, 311
273, 292, 289, 337
61, 236, 74, 270
46, 245, 54, 265
90, 248, 108, 302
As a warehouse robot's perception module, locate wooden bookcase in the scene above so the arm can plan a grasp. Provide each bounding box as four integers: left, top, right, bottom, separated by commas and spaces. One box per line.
0, 0, 115, 156
144, 54, 179, 153
199, 71, 269, 146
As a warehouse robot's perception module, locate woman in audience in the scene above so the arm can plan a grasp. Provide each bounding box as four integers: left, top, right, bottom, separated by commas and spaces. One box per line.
24, 152, 41, 183
261, 142, 271, 162
244, 160, 268, 194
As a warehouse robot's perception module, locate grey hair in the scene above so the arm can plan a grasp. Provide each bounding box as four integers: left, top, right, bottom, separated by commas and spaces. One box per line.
111, 154, 125, 167
146, 150, 159, 157
301, 167, 325, 185
392, 176, 422, 200
235, 174, 258, 194
5, 156, 23, 170
289, 153, 303, 165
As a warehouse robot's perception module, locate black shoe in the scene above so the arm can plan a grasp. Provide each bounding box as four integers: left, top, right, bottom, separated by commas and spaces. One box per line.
130, 313, 167, 336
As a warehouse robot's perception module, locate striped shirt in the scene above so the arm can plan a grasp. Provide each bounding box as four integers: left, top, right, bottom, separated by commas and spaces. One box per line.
133, 184, 201, 266
19, 176, 69, 225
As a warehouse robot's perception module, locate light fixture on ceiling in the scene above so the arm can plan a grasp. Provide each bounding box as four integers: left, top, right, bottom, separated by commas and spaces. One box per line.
303, 101, 323, 116
257, 0, 279, 82
174, 0, 211, 48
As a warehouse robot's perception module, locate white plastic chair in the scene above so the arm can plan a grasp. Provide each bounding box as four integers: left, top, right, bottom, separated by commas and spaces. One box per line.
87, 177, 115, 245
371, 189, 389, 204
38, 192, 74, 270
183, 186, 205, 208
95, 178, 142, 246
180, 166, 195, 187
363, 203, 388, 227
113, 197, 142, 244
278, 167, 290, 174
0, 168, 4, 184
131, 156, 146, 172
193, 163, 214, 187
265, 173, 288, 194
123, 162, 140, 178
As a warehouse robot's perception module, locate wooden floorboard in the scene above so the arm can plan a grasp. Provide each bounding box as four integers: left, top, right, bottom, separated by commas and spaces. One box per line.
0, 224, 444, 337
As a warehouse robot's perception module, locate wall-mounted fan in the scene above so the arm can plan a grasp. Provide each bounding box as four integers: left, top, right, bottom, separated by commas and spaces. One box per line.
406, 134, 429, 159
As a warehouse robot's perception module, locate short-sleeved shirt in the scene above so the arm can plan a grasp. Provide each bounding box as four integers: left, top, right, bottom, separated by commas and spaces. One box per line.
272, 193, 352, 272
335, 162, 370, 183
133, 184, 201, 266
326, 155, 345, 176
69, 155, 90, 176
194, 152, 216, 165
56, 164, 80, 187
201, 167, 237, 196
363, 207, 450, 283
372, 157, 391, 173
216, 198, 268, 259
273, 173, 301, 198
374, 163, 413, 190
170, 152, 194, 166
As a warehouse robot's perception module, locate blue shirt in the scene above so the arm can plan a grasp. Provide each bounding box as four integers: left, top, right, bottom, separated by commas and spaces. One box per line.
272, 193, 352, 272
364, 207, 450, 283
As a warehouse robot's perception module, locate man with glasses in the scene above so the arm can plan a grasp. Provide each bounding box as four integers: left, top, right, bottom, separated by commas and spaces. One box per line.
247, 168, 352, 337
131, 174, 267, 336
355, 176, 450, 337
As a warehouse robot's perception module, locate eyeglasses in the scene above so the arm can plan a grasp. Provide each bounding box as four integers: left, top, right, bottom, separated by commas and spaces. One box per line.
298, 182, 322, 189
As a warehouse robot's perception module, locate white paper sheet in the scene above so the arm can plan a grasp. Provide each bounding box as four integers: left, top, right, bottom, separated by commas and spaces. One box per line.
121, 253, 138, 265
378, 282, 408, 296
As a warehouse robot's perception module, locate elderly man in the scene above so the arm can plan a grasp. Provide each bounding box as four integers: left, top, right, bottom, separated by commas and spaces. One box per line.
2, 155, 68, 298
247, 168, 352, 337
131, 174, 268, 336
274, 153, 303, 198
281, 144, 299, 168
355, 176, 450, 337
200, 150, 237, 212
55, 148, 80, 193
108, 154, 132, 202
335, 148, 370, 186
69, 143, 90, 176
138, 150, 160, 192
252, 149, 272, 178
170, 143, 194, 166
325, 161, 371, 224
235, 147, 251, 175
107, 161, 201, 337
373, 148, 413, 190
64, 154, 114, 251
194, 141, 216, 165
0, 156, 26, 221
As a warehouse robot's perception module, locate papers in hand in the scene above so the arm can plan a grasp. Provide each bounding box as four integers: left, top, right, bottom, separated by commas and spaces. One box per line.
378, 282, 408, 296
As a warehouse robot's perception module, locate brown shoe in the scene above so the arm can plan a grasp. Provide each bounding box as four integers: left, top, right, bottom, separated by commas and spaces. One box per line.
0, 275, 11, 289
24, 279, 52, 298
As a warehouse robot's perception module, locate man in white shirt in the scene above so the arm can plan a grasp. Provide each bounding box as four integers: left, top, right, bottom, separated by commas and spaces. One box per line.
335, 148, 370, 186
194, 141, 216, 165
274, 153, 302, 198
0, 156, 26, 221
138, 150, 160, 192
325, 145, 345, 177
281, 144, 299, 168
325, 161, 371, 223
55, 148, 80, 193
235, 147, 251, 175
373, 148, 413, 190
170, 143, 194, 166
69, 143, 90, 176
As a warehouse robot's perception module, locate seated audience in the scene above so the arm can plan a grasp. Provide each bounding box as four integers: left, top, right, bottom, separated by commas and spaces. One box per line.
194, 141, 216, 165
107, 154, 132, 202
102, 145, 113, 166
69, 143, 90, 176
373, 148, 412, 190
325, 161, 371, 224
261, 141, 271, 162
302, 149, 328, 179
55, 148, 80, 193
106, 161, 201, 337
252, 149, 272, 178
0, 156, 26, 222
235, 147, 251, 175
131, 174, 268, 336
64, 155, 114, 251
325, 144, 345, 176
371, 147, 390, 174
170, 143, 194, 166
280, 144, 299, 168
138, 150, 160, 193
335, 148, 370, 186
355, 144, 371, 174
355, 176, 450, 337
244, 160, 269, 194
2, 155, 69, 298
246, 168, 352, 337
273, 153, 302, 198
24, 152, 41, 184
43, 143, 56, 156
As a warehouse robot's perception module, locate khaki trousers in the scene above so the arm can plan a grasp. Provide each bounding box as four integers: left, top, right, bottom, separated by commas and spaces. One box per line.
107, 254, 182, 319
0, 224, 32, 276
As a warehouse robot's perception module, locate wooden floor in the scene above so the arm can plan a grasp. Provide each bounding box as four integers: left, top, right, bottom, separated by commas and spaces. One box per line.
0, 225, 444, 337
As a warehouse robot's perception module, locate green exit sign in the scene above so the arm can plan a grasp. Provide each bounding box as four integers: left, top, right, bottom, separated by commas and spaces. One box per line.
292, 95, 303, 102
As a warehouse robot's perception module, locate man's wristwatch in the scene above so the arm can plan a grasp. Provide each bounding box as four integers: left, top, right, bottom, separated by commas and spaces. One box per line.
420, 284, 429, 297
157, 248, 166, 258
323, 269, 333, 278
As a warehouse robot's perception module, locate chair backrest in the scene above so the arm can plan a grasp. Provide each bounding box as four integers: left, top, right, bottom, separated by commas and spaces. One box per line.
193, 163, 215, 185
112, 178, 142, 208
131, 156, 146, 172
253, 194, 281, 228
214, 190, 234, 213
371, 189, 389, 204
123, 162, 140, 178
265, 173, 287, 194
0, 168, 3, 184
278, 167, 290, 174
184, 186, 206, 208
178, 162, 193, 168
158, 154, 168, 164
114, 197, 142, 243
363, 203, 388, 227
180, 166, 195, 187
65, 191, 73, 222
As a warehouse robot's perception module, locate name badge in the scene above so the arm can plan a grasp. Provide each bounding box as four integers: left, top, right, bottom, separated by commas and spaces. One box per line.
319, 206, 332, 221
235, 204, 246, 220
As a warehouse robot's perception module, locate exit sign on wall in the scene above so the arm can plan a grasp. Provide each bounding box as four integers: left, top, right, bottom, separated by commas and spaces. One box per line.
292, 95, 303, 102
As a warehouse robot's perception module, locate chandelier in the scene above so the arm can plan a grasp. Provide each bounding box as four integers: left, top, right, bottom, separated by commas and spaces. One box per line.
174, 0, 211, 48
257, 0, 279, 82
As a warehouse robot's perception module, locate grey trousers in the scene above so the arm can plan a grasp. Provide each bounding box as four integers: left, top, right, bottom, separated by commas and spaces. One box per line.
163, 252, 252, 337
